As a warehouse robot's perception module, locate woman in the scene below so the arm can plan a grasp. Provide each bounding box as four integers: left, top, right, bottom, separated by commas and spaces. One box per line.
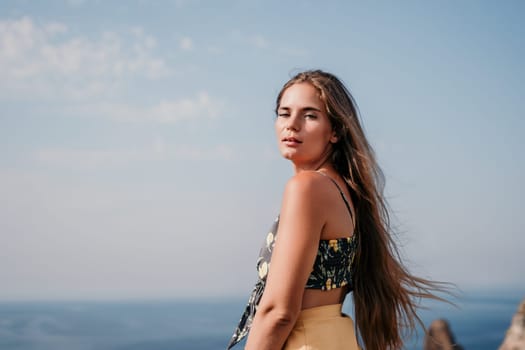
227, 70, 445, 350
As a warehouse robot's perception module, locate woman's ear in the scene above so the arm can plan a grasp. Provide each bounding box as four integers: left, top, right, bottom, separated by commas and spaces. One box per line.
330, 131, 338, 144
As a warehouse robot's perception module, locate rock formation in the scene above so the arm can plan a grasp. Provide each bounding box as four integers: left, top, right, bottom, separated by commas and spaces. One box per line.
499, 298, 525, 350
423, 319, 463, 350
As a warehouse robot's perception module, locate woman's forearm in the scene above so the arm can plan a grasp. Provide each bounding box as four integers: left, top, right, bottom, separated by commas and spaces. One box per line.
244, 306, 298, 350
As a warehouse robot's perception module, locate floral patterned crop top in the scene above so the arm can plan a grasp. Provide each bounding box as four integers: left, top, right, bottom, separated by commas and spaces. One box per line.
227, 173, 358, 349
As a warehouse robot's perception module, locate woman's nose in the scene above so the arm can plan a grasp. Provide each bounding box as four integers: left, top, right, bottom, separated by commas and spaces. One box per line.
285, 114, 300, 131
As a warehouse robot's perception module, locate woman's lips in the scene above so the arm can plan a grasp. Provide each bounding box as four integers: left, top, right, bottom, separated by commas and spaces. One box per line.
282, 137, 302, 147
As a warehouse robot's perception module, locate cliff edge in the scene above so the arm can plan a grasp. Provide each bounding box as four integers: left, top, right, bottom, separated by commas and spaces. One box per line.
423, 319, 463, 350
499, 297, 525, 350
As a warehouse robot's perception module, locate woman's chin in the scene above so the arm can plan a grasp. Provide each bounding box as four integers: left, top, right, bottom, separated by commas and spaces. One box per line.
280, 151, 295, 161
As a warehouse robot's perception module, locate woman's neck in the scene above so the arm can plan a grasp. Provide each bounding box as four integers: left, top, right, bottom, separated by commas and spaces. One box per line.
293, 160, 335, 175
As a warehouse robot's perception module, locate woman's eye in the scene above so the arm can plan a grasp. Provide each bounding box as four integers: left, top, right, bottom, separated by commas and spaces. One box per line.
305, 114, 317, 119
277, 113, 290, 118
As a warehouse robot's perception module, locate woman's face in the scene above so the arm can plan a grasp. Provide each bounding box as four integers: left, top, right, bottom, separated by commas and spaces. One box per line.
275, 82, 337, 169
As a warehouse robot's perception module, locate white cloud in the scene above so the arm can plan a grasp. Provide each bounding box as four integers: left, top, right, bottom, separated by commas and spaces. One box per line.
65, 0, 86, 6
206, 45, 223, 54
35, 148, 147, 169
250, 34, 269, 49
71, 91, 225, 123
0, 17, 169, 99
172, 143, 234, 161
277, 46, 309, 57
174, 0, 198, 8
229, 30, 308, 57
35, 141, 235, 169
179, 36, 193, 51
228, 31, 307, 57
229, 30, 270, 49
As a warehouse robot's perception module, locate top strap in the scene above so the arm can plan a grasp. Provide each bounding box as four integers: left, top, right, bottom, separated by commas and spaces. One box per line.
316, 170, 354, 223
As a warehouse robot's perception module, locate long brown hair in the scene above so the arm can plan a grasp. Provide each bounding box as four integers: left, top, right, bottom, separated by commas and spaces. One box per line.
276, 70, 450, 350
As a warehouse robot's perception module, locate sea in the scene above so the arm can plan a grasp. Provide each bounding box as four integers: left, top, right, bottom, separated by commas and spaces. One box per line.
0, 290, 522, 350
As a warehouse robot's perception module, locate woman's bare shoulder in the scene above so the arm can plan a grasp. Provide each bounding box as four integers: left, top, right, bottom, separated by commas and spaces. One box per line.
283, 171, 334, 202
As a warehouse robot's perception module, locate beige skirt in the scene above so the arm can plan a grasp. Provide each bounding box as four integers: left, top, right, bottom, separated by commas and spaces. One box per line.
283, 304, 360, 350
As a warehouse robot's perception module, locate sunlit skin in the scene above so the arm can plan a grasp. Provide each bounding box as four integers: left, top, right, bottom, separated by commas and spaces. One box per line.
244, 83, 356, 350
275, 82, 337, 172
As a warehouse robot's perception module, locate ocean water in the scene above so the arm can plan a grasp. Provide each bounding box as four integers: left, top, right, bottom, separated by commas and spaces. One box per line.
0, 290, 522, 350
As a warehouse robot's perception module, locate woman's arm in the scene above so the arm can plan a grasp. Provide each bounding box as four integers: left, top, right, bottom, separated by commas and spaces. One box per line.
245, 172, 328, 350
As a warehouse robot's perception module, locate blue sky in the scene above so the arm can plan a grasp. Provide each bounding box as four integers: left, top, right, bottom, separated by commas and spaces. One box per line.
0, 0, 523, 300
